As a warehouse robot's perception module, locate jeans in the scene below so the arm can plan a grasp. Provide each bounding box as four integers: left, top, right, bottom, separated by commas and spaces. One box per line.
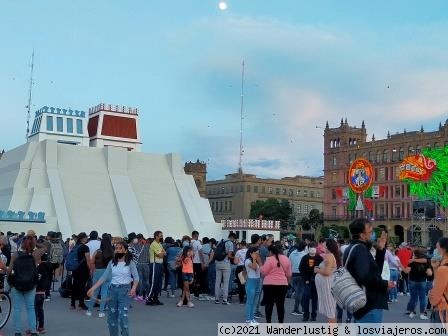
12, 287, 37, 334
136, 263, 150, 297
208, 262, 216, 296
389, 269, 399, 301
35, 293, 45, 329
291, 275, 304, 313
254, 277, 262, 313
302, 282, 318, 319
147, 263, 163, 301
407, 280, 426, 314
228, 264, 237, 296
87, 268, 110, 313
107, 284, 131, 336
168, 269, 177, 293
356, 309, 383, 335
245, 278, 258, 321
263, 285, 288, 323
215, 261, 231, 300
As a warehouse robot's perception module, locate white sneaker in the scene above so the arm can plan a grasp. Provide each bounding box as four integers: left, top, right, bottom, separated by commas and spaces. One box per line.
187, 301, 195, 308
177, 300, 183, 307
398, 292, 404, 296
198, 295, 208, 301
98, 312, 106, 318
250, 320, 260, 326
409, 312, 416, 319
420, 314, 428, 320
394, 299, 398, 303
85, 310, 92, 317
405, 292, 410, 296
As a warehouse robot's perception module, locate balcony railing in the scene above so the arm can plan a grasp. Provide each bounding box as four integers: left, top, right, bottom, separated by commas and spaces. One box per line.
221, 219, 281, 231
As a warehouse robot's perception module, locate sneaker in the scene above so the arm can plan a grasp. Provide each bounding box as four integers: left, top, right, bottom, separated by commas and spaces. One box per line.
249, 319, 260, 326
254, 311, 264, 319
177, 300, 183, 307
405, 292, 410, 296
98, 312, 106, 318
222, 300, 230, 305
388, 300, 393, 304
187, 301, 195, 308
409, 312, 416, 319
398, 292, 404, 296
394, 299, 398, 303
169, 294, 175, 298
85, 310, 92, 317
215, 299, 220, 304
155, 300, 164, 305
420, 314, 429, 320
291, 311, 302, 316
37, 327, 47, 334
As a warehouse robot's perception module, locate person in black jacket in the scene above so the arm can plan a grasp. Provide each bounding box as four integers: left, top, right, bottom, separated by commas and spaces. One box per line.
299, 242, 323, 322
35, 253, 52, 334
344, 218, 395, 323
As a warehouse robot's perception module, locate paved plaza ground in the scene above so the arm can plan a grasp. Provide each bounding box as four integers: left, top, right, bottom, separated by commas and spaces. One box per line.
2, 290, 429, 336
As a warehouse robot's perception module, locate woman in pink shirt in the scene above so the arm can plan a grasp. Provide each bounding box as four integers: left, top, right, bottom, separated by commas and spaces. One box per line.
260, 244, 292, 323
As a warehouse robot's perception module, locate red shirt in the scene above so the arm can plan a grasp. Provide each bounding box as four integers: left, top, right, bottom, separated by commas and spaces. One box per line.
396, 247, 412, 268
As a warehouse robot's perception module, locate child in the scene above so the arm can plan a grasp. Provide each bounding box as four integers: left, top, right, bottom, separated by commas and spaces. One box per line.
36, 253, 52, 334
177, 246, 194, 308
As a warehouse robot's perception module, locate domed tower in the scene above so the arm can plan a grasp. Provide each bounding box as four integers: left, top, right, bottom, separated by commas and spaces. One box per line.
87, 103, 141, 151
184, 159, 207, 197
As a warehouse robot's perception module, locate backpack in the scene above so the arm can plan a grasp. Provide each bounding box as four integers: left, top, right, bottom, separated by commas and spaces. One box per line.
50, 241, 64, 264
331, 244, 367, 314
65, 245, 81, 272
214, 240, 228, 262
10, 252, 39, 292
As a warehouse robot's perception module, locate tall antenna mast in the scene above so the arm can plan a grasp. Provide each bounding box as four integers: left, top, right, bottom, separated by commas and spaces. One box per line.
238, 59, 245, 174
25, 51, 35, 139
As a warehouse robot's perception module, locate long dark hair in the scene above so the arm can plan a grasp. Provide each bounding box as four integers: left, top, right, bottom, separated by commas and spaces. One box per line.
326, 238, 342, 268
181, 245, 192, 261
268, 244, 281, 267
246, 246, 259, 262
112, 241, 132, 266
100, 233, 114, 262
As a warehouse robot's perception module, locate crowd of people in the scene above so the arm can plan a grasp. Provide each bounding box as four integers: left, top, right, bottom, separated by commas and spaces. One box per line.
0, 218, 448, 335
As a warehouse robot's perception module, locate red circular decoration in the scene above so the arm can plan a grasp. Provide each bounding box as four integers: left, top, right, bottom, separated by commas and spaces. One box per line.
348, 158, 374, 194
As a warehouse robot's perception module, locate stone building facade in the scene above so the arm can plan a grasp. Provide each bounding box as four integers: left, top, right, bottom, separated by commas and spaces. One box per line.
323, 118, 448, 243
184, 160, 207, 198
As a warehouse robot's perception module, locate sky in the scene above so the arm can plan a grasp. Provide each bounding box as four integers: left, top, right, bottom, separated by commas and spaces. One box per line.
1, 1, 448, 180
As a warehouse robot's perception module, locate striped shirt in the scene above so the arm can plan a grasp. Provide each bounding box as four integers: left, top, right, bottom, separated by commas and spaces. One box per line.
129, 243, 149, 264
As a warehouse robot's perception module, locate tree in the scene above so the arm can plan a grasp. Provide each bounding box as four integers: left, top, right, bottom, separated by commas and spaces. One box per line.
249, 198, 294, 230
308, 209, 324, 231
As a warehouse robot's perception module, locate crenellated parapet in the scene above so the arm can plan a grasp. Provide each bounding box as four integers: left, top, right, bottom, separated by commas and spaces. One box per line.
35, 106, 86, 118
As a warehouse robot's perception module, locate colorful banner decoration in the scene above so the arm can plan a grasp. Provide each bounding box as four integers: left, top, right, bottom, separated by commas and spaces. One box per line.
401, 146, 448, 208
399, 154, 437, 181
348, 158, 374, 194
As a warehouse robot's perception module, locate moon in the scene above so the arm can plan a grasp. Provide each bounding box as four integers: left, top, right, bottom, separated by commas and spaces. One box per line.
218, 1, 228, 11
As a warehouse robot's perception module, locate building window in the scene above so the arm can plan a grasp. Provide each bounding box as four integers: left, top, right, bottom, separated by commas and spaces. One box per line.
66, 118, 73, 133
76, 119, 83, 134
297, 204, 301, 214
332, 206, 337, 217
262, 186, 266, 193
382, 149, 389, 163
399, 147, 404, 160
331, 173, 337, 183
379, 168, 386, 181
409, 146, 414, 155
303, 190, 308, 197
395, 186, 401, 197
369, 151, 374, 162
376, 151, 381, 163
240, 185, 243, 192
224, 201, 228, 211
230, 186, 234, 193
221, 187, 225, 194
316, 192, 321, 198
391, 149, 398, 161
56, 117, 63, 132
229, 201, 232, 211
304, 205, 309, 214
282, 188, 287, 195
247, 185, 251, 192
275, 188, 280, 195
289, 189, 294, 196
416, 145, 421, 154
332, 155, 337, 166
46, 116, 53, 131
332, 189, 336, 199
219, 201, 223, 212
395, 206, 401, 218
379, 204, 385, 218
268, 187, 273, 194
310, 191, 315, 198
254, 186, 258, 193
296, 190, 300, 196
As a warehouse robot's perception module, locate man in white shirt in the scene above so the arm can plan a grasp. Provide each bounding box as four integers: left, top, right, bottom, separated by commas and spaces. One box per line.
85, 231, 101, 260
191, 231, 206, 300
289, 239, 307, 315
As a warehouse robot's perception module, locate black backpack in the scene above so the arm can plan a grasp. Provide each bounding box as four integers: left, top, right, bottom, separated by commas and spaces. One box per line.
214, 240, 228, 262
11, 252, 39, 292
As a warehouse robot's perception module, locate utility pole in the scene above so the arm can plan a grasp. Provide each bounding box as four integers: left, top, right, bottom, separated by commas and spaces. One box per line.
25, 51, 35, 139
238, 60, 245, 175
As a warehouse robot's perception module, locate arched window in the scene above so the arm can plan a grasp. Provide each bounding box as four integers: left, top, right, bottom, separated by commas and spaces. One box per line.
416, 145, 421, 154
391, 149, 398, 161
349, 138, 352, 146
409, 146, 414, 155
376, 150, 381, 163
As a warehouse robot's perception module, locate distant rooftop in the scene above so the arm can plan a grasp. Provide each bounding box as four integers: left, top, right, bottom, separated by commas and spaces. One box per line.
35, 106, 86, 118
89, 103, 138, 116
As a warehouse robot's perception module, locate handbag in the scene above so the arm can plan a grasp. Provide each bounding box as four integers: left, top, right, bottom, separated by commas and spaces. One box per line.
331, 244, 367, 314
238, 269, 247, 285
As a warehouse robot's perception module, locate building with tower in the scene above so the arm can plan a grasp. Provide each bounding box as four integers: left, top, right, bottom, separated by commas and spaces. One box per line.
184, 160, 207, 198
0, 103, 219, 239
323, 118, 448, 245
